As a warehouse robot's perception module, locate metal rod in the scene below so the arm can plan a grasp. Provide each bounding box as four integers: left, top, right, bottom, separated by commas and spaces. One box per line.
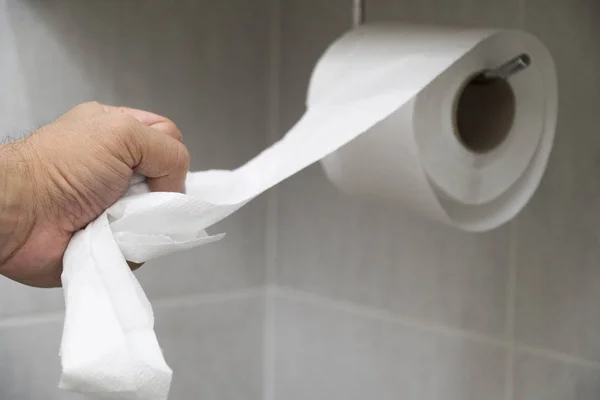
476, 53, 532, 83
352, 0, 364, 27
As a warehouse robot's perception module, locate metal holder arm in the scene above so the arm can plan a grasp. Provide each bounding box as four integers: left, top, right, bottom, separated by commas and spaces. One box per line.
475, 53, 532, 83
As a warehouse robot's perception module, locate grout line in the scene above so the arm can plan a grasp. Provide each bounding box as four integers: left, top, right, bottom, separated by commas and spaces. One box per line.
271, 285, 600, 371
515, 344, 600, 369
152, 287, 266, 309
0, 287, 266, 330
504, 221, 519, 400
263, 0, 281, 286
263, 0, 281, 397
264, 176, 280, 284
0, 311, 63, 329
270, 285, 507, 348
510, 8, 526, 400
263, 288, 276, 400
265, 4, 281, 146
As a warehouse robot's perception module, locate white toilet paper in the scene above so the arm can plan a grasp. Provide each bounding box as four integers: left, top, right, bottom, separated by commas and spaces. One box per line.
318, 25, 558, 230
59, 24, 557, 399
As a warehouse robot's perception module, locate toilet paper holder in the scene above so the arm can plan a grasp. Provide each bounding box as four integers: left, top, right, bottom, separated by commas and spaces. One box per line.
352, 0, 531, 82
475, 53, 532, 83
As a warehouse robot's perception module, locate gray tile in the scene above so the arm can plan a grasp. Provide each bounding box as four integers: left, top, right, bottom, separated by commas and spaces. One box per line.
0, 1, 35, 136
514, 352, 600, 400
270, 294, 506, 400
517, 0, 597, 349
0, 295, 264, 400
276, 163, 510, 336
6, 0, 271, 172
0, 318, 87, 400
0, 278, 64, 317
4, 0, 119, 125
368, 0, 523, 27
1, 0, 269, 308
278, 0, 351, 134
155, 296, 265, 400
514, 113, 600, 360
519, 7, 597, 353
516, 14, 586, 349
276, 166, 511, 336
523, 0, 600, 116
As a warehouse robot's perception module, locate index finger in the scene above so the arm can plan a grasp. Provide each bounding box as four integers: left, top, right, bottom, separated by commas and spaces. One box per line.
103, 105, 183, 143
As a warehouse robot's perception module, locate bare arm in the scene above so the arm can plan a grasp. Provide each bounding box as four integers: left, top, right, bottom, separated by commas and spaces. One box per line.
0, 102, 189, 287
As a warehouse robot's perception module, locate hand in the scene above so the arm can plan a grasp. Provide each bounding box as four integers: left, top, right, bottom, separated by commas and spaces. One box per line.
0, 102, 189, 288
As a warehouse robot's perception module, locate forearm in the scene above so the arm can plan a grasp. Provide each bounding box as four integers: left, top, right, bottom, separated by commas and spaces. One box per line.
0, 143, 36, 269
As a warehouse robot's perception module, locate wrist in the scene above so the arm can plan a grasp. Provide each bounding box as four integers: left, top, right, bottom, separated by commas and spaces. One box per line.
0, 142, 37, 270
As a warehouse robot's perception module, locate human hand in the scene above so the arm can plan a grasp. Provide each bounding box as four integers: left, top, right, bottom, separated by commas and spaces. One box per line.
0, 102, 189, 287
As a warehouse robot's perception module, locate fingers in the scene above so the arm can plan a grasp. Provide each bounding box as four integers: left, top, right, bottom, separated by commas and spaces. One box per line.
104, 106, 182, 143
126, 123, 189, 192
93, 104, 188, 193
68, 103, 189, 193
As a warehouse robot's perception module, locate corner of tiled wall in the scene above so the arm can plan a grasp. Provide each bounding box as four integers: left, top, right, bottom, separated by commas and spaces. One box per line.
263, 0, 282, 399
0, 1, 270, 398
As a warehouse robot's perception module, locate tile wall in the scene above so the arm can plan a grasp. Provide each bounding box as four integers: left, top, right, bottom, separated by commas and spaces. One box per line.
267, 0, 600, 398
2, 0, 600, 398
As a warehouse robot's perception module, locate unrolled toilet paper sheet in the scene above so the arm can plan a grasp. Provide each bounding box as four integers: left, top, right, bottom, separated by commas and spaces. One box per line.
59, 83, 418, 400
59, 25, 557, 399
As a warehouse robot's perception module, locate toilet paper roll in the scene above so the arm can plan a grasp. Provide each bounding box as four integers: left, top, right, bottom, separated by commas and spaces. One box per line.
59, 24, 557, 400
317, 25, 557, 231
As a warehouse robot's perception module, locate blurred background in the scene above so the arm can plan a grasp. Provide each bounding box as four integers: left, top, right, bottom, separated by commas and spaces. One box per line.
1, 0, 599, 399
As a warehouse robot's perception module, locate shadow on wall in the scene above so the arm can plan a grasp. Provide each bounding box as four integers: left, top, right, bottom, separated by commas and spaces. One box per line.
5, 0, 269, 171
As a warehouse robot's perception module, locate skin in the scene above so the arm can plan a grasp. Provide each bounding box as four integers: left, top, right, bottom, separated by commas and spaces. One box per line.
0, 102, 189, 288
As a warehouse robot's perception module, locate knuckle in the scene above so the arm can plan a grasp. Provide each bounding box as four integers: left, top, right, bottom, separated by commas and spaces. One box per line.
75, 101, 101, 113
168, 121, 183, 142
65, 101, 102, 119
108, 112, 139, 134
114, 106, 130, 115
82, 100, 102, 108
156, 119, 183, 142
175, 142, 190, 170
102, 113, 142, 159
